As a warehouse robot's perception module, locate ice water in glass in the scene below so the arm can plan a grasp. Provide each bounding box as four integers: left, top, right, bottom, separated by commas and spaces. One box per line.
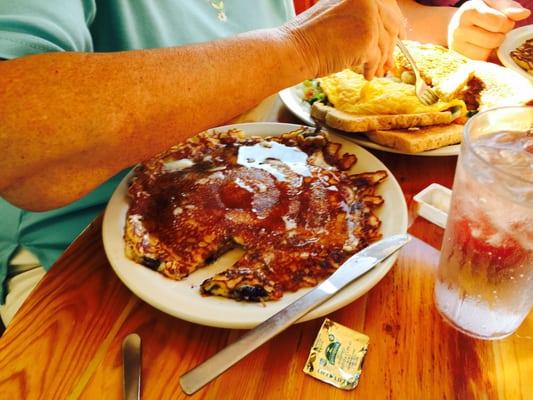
435, 107, 533, 340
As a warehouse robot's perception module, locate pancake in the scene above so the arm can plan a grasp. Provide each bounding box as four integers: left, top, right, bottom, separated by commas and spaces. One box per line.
125, 128, 386, 301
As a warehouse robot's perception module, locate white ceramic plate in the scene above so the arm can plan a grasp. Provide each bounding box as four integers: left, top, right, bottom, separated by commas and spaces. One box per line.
280, 62, 533, 156
498, 26, 533, 82
102, 122, 408, 329
278, 86, 461, 157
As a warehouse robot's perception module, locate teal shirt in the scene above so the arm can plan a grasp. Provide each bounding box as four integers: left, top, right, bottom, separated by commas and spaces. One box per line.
0, 0, 295, 301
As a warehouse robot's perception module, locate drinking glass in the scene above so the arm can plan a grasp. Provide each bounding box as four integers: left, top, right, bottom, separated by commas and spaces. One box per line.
435, 106, 533, 340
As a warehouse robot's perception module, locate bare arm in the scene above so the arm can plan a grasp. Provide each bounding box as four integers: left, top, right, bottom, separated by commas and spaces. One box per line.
0, 0, 405, 212
0, 30, 307, 211
397, 0, 456, 46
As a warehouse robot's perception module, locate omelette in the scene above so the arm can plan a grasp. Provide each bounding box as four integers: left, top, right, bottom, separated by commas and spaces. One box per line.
317, 69, 466, 116
125, 128, 386, 302
309, 68, 466, 137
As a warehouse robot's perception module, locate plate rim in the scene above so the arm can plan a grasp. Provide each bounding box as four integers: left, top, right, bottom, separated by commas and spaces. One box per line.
278, 88, 461, 157
102, 122, 408, 329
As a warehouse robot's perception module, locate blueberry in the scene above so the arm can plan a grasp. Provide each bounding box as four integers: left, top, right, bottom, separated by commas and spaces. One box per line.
235, 285, 268, 301
142, 256, 160, 270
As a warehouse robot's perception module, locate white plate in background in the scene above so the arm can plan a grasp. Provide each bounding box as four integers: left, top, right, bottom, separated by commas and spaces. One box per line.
280, 61, 533, 156
498, 25, 533, 82
278, 86, 461, 157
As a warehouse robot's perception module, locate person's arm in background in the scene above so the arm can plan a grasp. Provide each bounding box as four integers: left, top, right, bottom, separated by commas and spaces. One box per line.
0, 0, 404, 212
398, 0, 530, 59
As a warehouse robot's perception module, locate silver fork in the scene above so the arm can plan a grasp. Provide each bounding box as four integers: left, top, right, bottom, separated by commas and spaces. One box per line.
396, 40, 439, 106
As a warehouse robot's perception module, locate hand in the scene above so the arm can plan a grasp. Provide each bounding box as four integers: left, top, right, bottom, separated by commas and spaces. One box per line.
448, 0, 530, 60
281, 0, 406, 80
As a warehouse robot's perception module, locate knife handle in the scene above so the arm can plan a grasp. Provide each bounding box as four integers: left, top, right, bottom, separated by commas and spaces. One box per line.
123, 333, 142, 400
180, 286, 330, 395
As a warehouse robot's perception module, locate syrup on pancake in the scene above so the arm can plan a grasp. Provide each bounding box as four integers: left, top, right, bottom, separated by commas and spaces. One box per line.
125, 128, 386, 301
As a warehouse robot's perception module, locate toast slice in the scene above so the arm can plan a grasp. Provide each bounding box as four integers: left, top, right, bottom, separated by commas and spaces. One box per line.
469, 60, 533, 111
393, 41, 474, 101
312, 101, 460, 133
366, 124, 463, 153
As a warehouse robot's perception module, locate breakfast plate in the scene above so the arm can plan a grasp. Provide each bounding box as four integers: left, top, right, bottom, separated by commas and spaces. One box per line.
498, 25, 533, 82
280, 59, 533, 157
102, 122, 408, 329
278, 86, 461, 157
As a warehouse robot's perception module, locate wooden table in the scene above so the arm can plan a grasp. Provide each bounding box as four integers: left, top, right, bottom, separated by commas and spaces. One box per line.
0, 98, 532, 400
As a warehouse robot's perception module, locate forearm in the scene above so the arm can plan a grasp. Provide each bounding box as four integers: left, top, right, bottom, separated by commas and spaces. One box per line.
397, 0, 456, 46
0, 28, 309, 211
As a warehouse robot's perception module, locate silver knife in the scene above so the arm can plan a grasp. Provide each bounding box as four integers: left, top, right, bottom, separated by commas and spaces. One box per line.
123, 333, 142, 400
180, 233, 410, 395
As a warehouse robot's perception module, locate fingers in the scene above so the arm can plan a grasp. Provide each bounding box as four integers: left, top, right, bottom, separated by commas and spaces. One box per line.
449, 0, 526, 60
483, 0, 531, 21
363, 19, 383, 81
397, 19, 408, 40
455, 24, 506, 49
376, 42, 388, 77
380, 34, 395, 75
375, 0, 404, 76
461, 0, 515, 33
450, 40, 492, 60
363, 60, 379, 81
375, 18, 391, 77
290, 0, 404, 79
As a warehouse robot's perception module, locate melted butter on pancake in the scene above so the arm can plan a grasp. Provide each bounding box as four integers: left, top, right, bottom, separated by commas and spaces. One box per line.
237, 141, 311, 181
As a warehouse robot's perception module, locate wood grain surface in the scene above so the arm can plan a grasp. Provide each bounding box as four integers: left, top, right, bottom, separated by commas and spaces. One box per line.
0, 99, 532, 400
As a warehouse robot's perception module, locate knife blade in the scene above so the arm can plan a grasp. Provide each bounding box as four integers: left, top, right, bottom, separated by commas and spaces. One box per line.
180, 233, 410, 395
